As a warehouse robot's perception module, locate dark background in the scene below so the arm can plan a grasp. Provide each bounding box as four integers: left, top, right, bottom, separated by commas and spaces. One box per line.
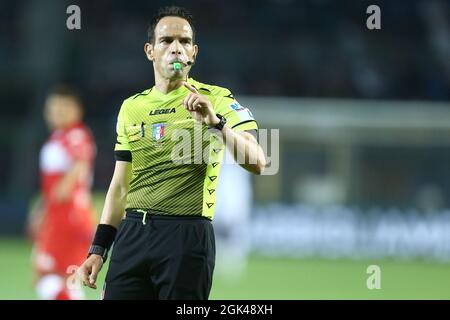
1, 0, 450, 233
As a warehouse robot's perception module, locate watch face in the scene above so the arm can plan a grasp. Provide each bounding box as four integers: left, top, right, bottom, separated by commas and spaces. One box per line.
216, 114, 226, 129
218, 118, 225, 129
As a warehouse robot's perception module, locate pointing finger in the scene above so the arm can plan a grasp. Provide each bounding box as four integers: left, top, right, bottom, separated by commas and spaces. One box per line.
183, 82, 199, 94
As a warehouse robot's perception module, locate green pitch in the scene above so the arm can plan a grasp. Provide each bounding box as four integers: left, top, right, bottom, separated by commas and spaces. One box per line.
1, 237, 450, 299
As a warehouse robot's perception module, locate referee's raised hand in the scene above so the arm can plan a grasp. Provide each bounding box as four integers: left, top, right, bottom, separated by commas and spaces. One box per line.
183, 82, 220, 128
78, 254, 103, 289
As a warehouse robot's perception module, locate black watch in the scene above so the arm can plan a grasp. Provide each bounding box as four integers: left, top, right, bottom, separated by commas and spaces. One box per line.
210, 114, 227, 131
88, 245, 108, 262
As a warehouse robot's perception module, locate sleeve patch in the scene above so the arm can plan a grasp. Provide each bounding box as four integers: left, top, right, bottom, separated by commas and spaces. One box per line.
227, 102, 255, 123
229, 102, 245, 111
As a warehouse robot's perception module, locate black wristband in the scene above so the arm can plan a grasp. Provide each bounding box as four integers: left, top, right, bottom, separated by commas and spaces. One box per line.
88, 245, 109, 262
209, 114, 227, 131
89, 224, 117, 261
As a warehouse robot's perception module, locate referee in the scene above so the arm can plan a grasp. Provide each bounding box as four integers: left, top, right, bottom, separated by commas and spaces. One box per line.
78, 6, 266, 300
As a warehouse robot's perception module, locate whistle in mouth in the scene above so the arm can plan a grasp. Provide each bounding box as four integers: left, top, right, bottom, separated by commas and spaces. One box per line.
173, 62, 182, 71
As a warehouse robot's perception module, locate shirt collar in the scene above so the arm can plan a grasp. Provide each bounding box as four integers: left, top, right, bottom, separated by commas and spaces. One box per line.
150, 78, 196, 100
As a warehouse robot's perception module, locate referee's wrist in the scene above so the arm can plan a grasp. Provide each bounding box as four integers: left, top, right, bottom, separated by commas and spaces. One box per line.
88, 224, 118, 263
207, 114, 227, 131
209, 115, 221, 127
87, 245, 109, 262
87, 252, 105, 262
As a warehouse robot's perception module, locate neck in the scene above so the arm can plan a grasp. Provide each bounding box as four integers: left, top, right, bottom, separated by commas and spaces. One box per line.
64, 120, 81, 130
154, 73, 188, 94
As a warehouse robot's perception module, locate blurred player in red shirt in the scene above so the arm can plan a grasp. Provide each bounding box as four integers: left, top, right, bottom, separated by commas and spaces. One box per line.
27, 85, 96, 300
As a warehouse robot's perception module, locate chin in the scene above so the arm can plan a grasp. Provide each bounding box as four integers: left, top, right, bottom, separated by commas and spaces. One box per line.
168, 71, 185, 80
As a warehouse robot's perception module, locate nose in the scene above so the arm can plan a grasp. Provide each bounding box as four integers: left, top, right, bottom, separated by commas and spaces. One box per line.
169, 40, 182, 56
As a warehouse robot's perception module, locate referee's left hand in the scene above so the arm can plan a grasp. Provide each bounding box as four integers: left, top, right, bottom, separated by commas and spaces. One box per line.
78, 254, 103, 289
183, 82, 220, 127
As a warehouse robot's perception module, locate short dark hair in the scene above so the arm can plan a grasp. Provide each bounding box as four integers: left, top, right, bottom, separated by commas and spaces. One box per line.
48, 84, 83, 108
147, 6, 195, 44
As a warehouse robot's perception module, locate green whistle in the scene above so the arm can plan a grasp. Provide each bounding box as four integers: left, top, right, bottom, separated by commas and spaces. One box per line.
173, 62, 182, 71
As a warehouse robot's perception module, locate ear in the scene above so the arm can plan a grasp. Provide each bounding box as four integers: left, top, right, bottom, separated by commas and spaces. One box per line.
192, 44, 199, 62
144, 43, 154, 62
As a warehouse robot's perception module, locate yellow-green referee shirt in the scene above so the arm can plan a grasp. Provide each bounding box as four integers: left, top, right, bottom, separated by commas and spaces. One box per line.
114, 78, 258, 220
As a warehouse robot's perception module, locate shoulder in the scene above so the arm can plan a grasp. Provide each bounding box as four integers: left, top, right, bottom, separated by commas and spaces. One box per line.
114, 88, 153, 118
65, 124, 92, 146
121, 88, 154, 108
189, 79, 235, 99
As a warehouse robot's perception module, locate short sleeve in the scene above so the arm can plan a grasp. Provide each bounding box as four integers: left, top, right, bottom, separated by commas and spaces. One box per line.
114, 103, 132, 162
65, 128, 95, 162
214, 90, 258, 132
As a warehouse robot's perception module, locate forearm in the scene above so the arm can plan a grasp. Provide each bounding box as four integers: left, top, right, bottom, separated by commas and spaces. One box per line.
220, 126, 266, 175
88, 161, 131, 262
58, 161, 88, 191
99, 182, 128, 228
181, 82, 265, 173
98, 161, 132, 228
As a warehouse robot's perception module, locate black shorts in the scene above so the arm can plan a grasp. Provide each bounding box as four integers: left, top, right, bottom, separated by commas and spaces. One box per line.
103, 211, 216, 300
